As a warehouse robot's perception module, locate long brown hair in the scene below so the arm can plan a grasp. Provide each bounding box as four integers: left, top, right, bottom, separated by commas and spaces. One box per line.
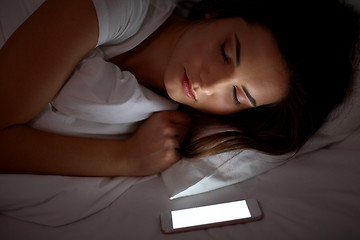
178, 0, 360, 158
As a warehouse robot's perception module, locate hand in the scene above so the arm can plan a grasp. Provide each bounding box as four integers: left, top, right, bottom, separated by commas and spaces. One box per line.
122, 111, 191, 176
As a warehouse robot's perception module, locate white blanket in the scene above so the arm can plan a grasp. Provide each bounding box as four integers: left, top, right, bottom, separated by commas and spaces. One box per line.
0, 175, 154, 226
30, 48, 178, 138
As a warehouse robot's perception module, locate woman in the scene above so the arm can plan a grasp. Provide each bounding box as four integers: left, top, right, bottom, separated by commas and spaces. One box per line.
0, 0, 358, 177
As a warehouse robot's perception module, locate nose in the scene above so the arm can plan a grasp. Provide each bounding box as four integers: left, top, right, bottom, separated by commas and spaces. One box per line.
199, 81, 216, 95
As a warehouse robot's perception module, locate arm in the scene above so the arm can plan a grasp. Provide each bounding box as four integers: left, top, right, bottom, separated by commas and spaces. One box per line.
0, 0, 188, 176
0, 126, 128, 176
0, 111, 190, 177
0, 0, 98, 127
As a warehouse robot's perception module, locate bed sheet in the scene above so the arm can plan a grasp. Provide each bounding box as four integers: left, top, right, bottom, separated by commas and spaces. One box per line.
1, 125, 359, 240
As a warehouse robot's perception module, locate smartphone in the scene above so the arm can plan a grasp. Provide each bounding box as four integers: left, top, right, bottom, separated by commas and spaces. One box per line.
160, 199, 263, 234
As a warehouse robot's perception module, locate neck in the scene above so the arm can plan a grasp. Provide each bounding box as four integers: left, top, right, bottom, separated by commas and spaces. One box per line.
110, 14, 191, 94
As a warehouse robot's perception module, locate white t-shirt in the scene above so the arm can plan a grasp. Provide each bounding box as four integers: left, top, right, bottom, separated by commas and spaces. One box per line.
30, 0, 178, 139
93, 0, 175, 59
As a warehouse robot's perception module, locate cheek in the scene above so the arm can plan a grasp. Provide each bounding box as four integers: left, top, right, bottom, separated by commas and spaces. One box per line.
193, 93, 239, 115
183, 29, 216, 65
163, 71, 181, 102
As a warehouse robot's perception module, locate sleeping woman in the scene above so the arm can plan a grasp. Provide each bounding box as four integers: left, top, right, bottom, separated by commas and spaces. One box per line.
0, 0, 358, 177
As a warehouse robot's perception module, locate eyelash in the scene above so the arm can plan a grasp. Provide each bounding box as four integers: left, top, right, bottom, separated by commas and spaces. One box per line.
221, 43, 229, 64
221, 44, 239, 105
233, 86, 241, 105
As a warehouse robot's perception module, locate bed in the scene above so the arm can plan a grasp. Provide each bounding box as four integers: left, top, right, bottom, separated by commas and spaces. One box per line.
1, 127, 359, 239
1, 0, 360, 239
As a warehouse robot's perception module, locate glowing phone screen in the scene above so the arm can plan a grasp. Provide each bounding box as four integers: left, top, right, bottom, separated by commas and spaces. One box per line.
171, 200, 251, 229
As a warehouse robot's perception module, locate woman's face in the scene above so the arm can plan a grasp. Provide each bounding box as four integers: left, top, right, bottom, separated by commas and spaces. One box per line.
164, 17, 289, 114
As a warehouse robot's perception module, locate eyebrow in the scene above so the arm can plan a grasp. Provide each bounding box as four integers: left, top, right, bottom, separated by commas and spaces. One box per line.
234, 33, 241, 67
242, 86, 257, 107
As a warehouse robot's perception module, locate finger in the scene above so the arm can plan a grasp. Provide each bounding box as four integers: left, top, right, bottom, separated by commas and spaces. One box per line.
174, 126, 190, 143
164, 137, 181, 150
161, 142, 182, 165
163, 124, 189, 142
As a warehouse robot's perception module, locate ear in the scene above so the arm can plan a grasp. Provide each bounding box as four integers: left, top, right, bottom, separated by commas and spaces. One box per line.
205, 12, 219, 19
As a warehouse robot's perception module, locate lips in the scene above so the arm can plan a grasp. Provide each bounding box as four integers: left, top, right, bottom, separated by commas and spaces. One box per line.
182, 71, 196, 100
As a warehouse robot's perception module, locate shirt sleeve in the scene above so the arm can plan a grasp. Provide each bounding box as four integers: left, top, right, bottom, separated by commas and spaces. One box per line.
91, 0, 151, 47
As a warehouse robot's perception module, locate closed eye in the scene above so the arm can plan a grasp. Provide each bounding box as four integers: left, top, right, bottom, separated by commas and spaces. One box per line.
221, 43, 229, 64
233, 86, 241, 105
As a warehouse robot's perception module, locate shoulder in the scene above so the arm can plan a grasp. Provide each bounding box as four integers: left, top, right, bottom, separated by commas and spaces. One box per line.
92, 0, 175, 47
